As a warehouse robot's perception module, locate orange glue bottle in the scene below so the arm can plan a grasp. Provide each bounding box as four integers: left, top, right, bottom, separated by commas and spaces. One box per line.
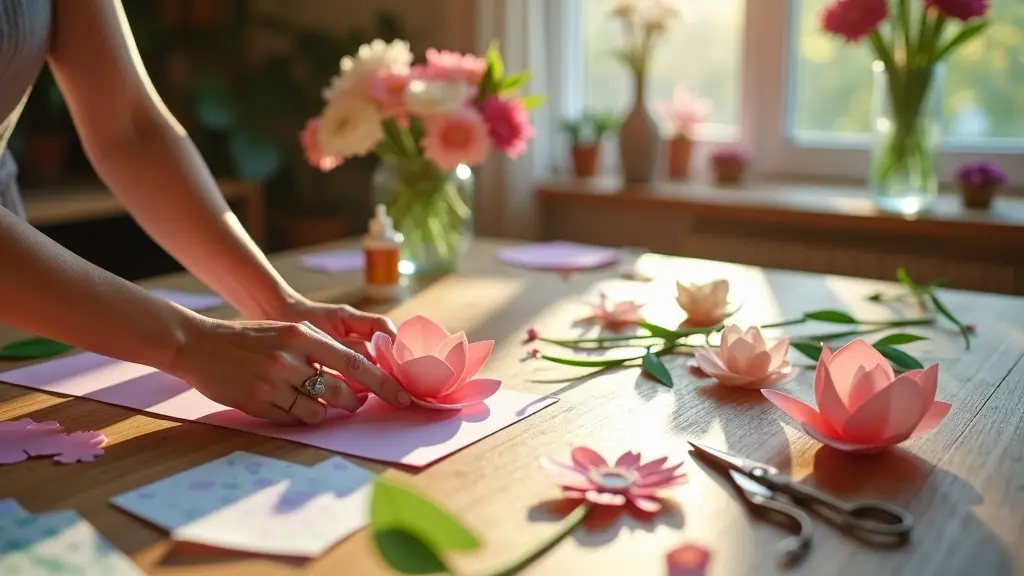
363, 203, 403, 301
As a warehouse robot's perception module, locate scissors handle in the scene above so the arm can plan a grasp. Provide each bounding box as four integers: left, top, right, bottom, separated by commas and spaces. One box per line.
779, 479, 913, 537
746, 494, 813, 567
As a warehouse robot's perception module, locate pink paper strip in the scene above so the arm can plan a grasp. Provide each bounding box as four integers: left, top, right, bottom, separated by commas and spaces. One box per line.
0, 353, 557, 468
297, 250, 365, 274
496, 241, 621, 271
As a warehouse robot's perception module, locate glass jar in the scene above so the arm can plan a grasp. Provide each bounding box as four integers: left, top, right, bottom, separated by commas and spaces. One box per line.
371, 156, 474, 275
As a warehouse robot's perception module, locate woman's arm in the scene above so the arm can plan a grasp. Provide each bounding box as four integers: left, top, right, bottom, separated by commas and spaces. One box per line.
47, 0, 298, 321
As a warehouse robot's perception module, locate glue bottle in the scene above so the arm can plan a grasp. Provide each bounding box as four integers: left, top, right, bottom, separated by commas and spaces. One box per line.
363, 204, 403, 300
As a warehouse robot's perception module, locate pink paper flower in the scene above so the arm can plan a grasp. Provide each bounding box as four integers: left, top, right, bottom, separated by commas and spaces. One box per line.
480, 96, 535, 159
0, 418, 107, 465
578, 292, 644, 333
691, 326, 794, 389
541, 447, 686, 529
48, 431, 106, 464
298, 118, 343, 172
369, 69, 411, 121
820, 0, 888, 43
925, 0, 989, 21
762, 339, 951, 454
659, 86, 712, 138
371, 315, 500, 410
525, 327, 540, 342
421, 107, 492, 171
667, 544, 712, 576
676, 280, 730, 328
425, 48, 488, 86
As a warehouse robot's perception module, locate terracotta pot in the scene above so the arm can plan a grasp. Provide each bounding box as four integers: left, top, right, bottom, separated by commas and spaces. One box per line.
571, 144, 600, 178
279, 215, 347, 249
22, 135, 70, 185
960, 185, 996, 209
666, 135, 693, 180
713, 161, 745, 186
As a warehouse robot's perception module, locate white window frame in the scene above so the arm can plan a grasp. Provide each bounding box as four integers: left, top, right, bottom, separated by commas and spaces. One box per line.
563, 0, 1024, 186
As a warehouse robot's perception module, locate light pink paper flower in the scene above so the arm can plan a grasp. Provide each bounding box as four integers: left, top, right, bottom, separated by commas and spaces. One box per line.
425, 48, 488, 86
480, 96, 534, 160
762, 339, 951, 454
690, 326, 794, 389
659, 85, 712, 138
667, 544, 712, 576
298, 118, 343, 172
369, 69, 411, 121
421, 107, 492, 171
0, 418, 107, 465
371, 315, 500, 410
578, 292, 644, 333
541, 447, 686, 529
48, 431, 107, 464
676, 280, 730, 328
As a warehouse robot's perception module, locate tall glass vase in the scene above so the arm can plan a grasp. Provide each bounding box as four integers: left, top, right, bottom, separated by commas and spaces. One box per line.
870, 61, 945, 215
371, 156, 474, 275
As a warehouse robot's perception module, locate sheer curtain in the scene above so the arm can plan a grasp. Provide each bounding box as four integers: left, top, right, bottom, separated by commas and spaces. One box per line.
473, 0, 579, 239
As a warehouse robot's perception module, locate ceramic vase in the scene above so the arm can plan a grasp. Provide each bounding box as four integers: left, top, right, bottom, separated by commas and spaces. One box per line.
618, 73, 659, 184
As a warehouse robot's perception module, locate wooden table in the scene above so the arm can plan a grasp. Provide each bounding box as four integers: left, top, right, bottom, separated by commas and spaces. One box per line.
1, 239, 1023, 575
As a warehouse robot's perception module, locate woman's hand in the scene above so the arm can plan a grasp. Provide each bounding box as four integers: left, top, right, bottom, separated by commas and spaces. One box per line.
271, 298, 398, 348
169, 317, 411, 426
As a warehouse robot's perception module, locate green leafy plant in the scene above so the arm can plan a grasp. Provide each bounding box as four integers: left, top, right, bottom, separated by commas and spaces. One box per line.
560, 111, 621, 146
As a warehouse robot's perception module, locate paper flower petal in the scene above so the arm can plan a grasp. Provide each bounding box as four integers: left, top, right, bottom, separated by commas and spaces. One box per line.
841, 375, 928, 445
429, 378, 502, 408
909, 400, 952, 438
462, 340, 494, 382
667, 544, 711, 576
802, 424, 888, 454
396, 315, 451, 358
397, 355, 457, 399
762, 390, 837, 437
52, 431, 107, 464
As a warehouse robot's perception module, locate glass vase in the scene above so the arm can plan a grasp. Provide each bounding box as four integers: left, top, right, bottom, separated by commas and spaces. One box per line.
869, 61, 945, 215
371, 156, 474, 276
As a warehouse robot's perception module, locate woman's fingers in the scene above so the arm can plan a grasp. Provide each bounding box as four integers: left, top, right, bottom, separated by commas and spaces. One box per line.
299, 321, 376, 362
264, 378, 327, 425
241, 402, 302, 426
278, 347, 369, 414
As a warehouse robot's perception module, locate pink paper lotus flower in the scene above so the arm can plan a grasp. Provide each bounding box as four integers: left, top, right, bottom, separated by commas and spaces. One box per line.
421, 107, 492, 171
925, 0, 989, 21
820, 0, 888, 43
0, 418, 107, 465
480, 96, 535, 160
371, 315, 500, 410
541, 447, 686, 529
762, 339, 951, 454
578, 292, 644, 333
676, 279, 730, 327
691, 325, 794, 389
667, 544, 712, 576
424, 48, 488, 85
298, 118, 343, 172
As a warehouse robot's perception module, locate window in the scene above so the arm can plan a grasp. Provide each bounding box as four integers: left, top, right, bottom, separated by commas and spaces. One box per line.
569, 0, 1024, 183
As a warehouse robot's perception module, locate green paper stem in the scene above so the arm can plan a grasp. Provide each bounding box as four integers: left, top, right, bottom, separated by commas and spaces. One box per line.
475, 505, 589, 576
0, 337, 75, 360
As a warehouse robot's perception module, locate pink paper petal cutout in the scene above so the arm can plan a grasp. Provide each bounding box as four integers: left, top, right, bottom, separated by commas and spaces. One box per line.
52, 431, 107, 464
0, 418, 106, 465
667, 543, 712, 576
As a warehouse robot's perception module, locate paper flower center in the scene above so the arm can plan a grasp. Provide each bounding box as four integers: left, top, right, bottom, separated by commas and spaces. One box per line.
588, 467, 639, 492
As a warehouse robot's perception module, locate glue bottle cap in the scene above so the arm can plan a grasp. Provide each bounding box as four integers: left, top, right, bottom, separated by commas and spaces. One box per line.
368, 204, 395, 239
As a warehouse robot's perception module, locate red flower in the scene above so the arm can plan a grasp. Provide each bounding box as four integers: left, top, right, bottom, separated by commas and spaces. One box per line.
480, 96, 535, 160
525, 326, 539, 342
820, 0, 888, 43
925, 0, 989, 21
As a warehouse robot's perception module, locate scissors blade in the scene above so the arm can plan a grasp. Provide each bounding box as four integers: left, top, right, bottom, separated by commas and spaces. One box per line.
729, 469, 775, 499
688, 441, 764, 475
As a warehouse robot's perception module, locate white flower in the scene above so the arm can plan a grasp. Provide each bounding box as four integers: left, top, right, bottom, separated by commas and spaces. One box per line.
317, 93, 385, 159
324, 39, 413, 102
610, 0, 642, 20
676, 279, 730, 327
404, 79, 472, 117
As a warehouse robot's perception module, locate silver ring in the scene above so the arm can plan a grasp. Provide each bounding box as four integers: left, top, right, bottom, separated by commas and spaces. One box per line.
303, 366, 327, 398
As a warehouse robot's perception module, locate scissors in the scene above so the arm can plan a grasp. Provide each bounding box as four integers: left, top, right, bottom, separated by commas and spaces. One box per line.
688, 441, 913, 566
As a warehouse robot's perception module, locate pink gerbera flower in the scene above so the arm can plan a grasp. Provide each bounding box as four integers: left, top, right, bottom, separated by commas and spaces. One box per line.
421, 107, 491, 171
298, 118, 343, 172
820, 0, 888, 43
480, 96, 535, 159
425, 48, 488, 85
369, 69, 411, 123
541, 447, 686, 530
925, 0, 989, 21
577, 292, 643, 333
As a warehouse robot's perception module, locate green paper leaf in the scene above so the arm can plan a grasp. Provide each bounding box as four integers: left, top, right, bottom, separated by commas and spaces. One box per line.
896, 266, 919, 291
873, 333, 928, 347
498, 71, 530, 93
0, 337, 74, 359
370, 478, 480, 564
927, 292, 971, 350
874, 344, 924, 371
372, 530, 448, 575
520, 94, 546, 111
803, 310, 858, 324
539, 354, 634, 368
485, 40, 505, 80
790, 341, 824, 362
637, 321, 680, 341
866, 292, 885, 302
934, 20, 988, 61
641, 351, 673, 387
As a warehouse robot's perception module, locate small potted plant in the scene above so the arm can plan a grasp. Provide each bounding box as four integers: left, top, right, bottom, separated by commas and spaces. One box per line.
659, 85, 711, 180
710, 146, 749, 186
561, 111, 620, 179
955, 160, 1007, 210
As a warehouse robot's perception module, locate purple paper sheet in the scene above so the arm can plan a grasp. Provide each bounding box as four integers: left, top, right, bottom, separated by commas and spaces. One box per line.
149, 289, 225, 312
297, 250, 364, 274
497, 241, 621, 271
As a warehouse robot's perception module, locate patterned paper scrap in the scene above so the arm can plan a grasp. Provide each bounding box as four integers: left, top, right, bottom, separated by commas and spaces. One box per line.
112, 452, 374, 558
0, 510, 143, 576
0, 498, 27, 519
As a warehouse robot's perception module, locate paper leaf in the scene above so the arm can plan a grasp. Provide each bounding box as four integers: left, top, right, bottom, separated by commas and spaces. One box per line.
485, 40, 505, 81
803, 310, 858, 324
872, 333, 928, 347
499, 71, 530, 93
372, 530, 449, 575
520, 94, 546, 111
538, 353, 633, 368
790, 341, 823, 362
370, 477, 480, 571
638, 321, 680, 341
874, 344, 924, 371
0, 337, 74, 359
927, 292, 971, 350
642, 352, 673, 387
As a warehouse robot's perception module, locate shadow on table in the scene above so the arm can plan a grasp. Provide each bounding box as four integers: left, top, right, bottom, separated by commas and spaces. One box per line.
526, 498, 685, 548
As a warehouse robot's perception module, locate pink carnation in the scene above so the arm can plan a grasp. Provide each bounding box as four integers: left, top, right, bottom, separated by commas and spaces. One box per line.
480, 96, 534, 159
925, 0, 989, 21
421, 107, 491, 171
369, 69, 411, 122
820, 0, 888, 43
425, 48, 487, 86
299, 118, 343, 172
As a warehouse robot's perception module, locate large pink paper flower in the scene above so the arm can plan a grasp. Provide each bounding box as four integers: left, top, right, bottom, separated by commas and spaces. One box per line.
691, 326, 794, 389
542, 448, 686, 529
762, 339, 951, 454
421, 107, 492, 170
578, 292, 643, 333
298, 118, 343, 172
820, 0, 888, 43
925, 0, 988, 21
425, 48, 487, 86
371, 315, 500, 410
480, 96, 534, 160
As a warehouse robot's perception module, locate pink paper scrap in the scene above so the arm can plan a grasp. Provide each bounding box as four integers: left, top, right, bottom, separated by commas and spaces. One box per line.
0, 353, 557, 468
150, 289, 225, 311
297, 250, 365, 274
496, 241, 621, 271
0, 418, 107, 465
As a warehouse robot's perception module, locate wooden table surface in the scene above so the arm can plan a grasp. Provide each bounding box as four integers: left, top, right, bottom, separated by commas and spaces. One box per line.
1, 238, 1023, 576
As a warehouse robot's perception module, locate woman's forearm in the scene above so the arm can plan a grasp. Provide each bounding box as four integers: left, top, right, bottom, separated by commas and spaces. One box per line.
0, 209, 198, 371
85, 116, 300, 320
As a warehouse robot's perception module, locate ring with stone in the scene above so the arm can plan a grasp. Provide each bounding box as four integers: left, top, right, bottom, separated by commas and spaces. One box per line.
302, 365, 327, 398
